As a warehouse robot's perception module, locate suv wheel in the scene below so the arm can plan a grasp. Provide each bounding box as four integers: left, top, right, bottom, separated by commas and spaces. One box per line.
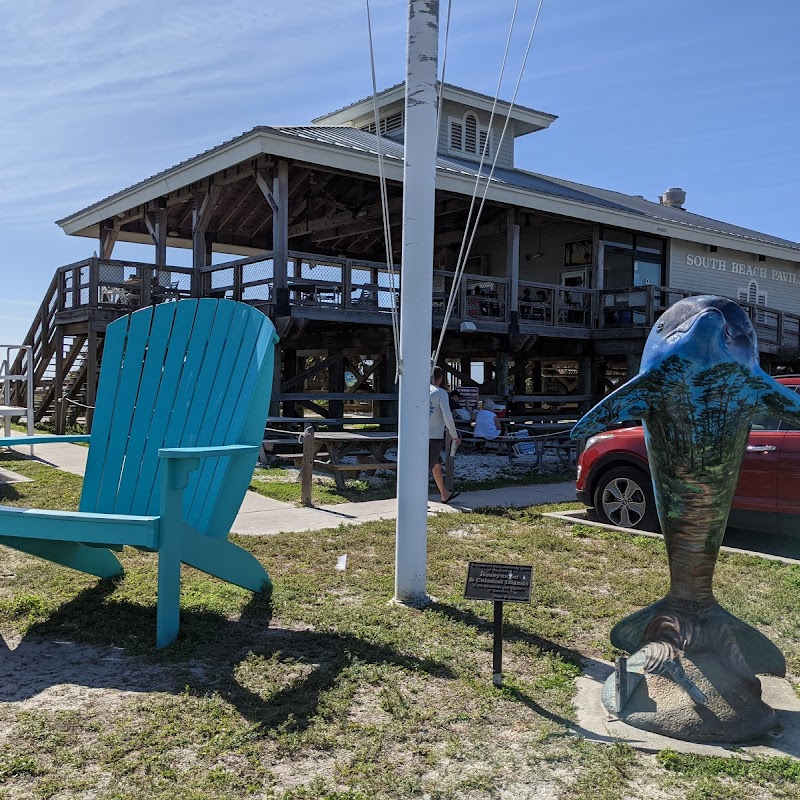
593, 466, 658, 531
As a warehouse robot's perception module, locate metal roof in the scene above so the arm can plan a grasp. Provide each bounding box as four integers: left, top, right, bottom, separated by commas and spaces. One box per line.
57, 123, 800, 257
276, 126, 800, 253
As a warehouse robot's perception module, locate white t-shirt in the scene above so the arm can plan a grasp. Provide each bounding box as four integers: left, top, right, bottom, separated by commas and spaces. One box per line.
429, 385, 458, 440
474, 409, 500, 440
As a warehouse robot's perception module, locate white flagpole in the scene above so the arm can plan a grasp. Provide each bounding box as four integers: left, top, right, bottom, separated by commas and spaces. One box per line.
394, 0, 440, 605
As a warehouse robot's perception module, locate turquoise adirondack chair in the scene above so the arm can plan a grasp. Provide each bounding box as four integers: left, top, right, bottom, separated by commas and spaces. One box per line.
0, 299, 278, 647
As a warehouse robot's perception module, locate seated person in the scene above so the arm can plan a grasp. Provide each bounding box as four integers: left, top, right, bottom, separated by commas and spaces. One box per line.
474, 399, 502, 441
449, 391, 472, 422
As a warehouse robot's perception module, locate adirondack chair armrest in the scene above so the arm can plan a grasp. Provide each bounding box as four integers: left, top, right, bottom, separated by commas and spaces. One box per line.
0, 435, 90, 447
157, 444, 259, 460
158, 444, 260, 493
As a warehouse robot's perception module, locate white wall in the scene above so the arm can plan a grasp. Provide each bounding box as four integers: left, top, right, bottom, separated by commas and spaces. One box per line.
669, 240, 800, 315
461, 219, 594, 283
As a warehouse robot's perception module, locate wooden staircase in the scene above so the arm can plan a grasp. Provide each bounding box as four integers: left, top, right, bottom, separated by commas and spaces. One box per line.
9, 272, 92, 431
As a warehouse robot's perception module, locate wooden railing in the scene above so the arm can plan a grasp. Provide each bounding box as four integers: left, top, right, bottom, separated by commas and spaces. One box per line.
36, 254, 800, 354
57, 257, 194, 311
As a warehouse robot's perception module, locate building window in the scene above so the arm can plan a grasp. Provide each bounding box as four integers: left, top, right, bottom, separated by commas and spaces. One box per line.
448, 112, 492, 159
739, 280, 767, 323
360, 110, 403, 135
603, 230, 665, 289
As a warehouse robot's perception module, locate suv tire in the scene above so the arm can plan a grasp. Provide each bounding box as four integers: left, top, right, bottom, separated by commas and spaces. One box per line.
593, 466, 659, 531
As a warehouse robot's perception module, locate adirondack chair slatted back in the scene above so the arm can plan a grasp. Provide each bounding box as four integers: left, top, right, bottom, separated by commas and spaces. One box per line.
80, 300, 278, 537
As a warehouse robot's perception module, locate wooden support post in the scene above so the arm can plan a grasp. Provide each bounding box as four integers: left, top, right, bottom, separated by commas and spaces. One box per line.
301, 425, 314, 506
192, 186, 220, 297
328, 351, 345, 425
273, 160, 290, 315
269, 345, 283, 417
54, 329, 65, 434
645, 285, 655, 327
86, 330, 98, 431
506, 208, 520, 332
496, 352, 509, 400
342, 259, 352, 309
155, 198, 168, 268
578, 354, 594, 415
283, 350, 298, 418
379, 349, 398, 429
88, 257, 99, 309
593, 225, 604, 327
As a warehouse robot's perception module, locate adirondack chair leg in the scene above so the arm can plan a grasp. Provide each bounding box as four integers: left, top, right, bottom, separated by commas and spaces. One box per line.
181, 530, 271, 593
156, 526, 182, 649
157, 460, 185, 649
1, 536, 123, 579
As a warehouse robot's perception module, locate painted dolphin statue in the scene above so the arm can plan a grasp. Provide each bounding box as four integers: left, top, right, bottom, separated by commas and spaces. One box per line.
572, 295, 800, 742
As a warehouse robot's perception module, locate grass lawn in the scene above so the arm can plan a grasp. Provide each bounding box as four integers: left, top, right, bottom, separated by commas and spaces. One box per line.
1, 452, 800, 799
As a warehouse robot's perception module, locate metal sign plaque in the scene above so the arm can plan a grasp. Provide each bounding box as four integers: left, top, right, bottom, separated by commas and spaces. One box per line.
464, 562, 533, 603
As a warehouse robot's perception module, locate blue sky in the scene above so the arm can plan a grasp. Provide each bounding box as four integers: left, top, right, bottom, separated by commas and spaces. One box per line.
2, 0, 798, 343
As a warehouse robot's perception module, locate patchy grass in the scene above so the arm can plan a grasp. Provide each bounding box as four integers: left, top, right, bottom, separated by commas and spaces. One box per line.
249, 466, 396, 505
0, 460, 799, 799
0, 451, 83, 510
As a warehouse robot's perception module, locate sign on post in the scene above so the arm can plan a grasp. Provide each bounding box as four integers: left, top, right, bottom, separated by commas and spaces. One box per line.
456, 386, 479, 414
464, 562, 533, 603
464, 562, 533, 686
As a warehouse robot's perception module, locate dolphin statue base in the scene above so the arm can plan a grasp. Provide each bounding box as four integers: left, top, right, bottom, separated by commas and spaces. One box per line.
602, 596, 782, 742
573, 296, 797, 743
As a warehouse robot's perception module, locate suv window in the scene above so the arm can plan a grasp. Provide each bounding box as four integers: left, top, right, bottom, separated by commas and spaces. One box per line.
751, 385, 800, 432
751, 416, 780, 431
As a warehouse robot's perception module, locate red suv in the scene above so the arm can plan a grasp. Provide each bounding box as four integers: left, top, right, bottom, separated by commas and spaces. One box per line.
576, 375, 800, 535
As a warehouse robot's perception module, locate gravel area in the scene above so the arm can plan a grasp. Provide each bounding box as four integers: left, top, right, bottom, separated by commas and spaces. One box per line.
259, 446, 572, 486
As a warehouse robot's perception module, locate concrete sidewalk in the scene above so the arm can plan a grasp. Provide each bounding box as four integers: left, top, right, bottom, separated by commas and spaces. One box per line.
232, 480, 577, 535
5, 439, 577, 535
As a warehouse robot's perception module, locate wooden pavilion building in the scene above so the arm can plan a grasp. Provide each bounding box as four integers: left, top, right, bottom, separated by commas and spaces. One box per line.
13, 82, 800, 431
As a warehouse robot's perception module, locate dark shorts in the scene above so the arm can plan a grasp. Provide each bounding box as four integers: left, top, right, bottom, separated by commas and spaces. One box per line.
428, 438, 444, 470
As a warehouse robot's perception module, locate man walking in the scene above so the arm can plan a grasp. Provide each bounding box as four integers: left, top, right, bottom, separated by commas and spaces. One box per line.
429, 366, 461, 504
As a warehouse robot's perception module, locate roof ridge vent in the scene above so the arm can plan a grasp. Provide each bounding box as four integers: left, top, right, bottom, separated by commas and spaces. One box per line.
660, 187, 686, 209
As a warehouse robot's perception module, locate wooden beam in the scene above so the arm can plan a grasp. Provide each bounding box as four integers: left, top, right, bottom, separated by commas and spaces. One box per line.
218, 180, 258, 231
434, 222, 501, 247
99, 219, 119, 259
255, 169, 278, 212
506, 207, 520, 322
192, 185, 221, 294
289, 197, 403, 239
282, 350, 344, 390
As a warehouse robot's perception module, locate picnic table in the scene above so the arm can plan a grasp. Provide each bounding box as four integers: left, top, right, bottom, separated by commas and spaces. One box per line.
293, 429, 398, 503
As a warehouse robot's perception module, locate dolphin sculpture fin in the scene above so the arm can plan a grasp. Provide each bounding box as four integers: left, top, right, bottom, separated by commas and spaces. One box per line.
754, 368, 800, 429
610, 598, 787, 677
717, 606, 787, 677
571, 373, 649, 440
609, 598, 669, 654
